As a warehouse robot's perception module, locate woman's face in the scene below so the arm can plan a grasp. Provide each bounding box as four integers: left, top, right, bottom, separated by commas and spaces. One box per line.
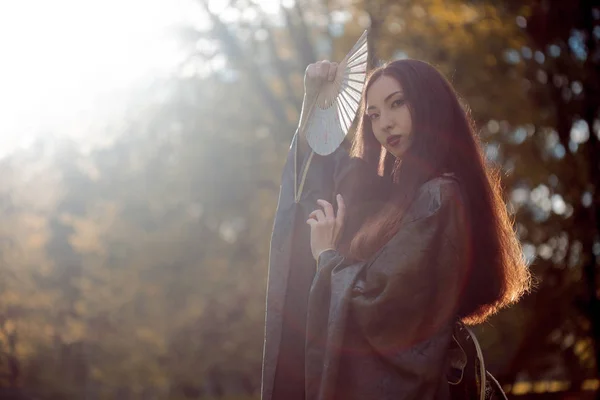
365, 75, 413, 159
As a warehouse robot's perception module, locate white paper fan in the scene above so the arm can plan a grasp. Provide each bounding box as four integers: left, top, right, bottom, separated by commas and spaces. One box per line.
305, 30, 369, 155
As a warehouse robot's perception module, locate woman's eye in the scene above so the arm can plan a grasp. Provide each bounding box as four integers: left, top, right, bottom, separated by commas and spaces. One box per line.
368, 113, 379, 120
392, 99, 405, 108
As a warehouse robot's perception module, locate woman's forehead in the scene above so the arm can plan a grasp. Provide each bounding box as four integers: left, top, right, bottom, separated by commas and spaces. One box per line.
366, 75, 404, 107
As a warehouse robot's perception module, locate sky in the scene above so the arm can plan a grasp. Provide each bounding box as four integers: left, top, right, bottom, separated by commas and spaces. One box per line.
0, 0, 281, 158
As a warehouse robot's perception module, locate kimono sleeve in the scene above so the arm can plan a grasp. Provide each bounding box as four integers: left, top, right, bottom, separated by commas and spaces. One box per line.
349, 177, 470, 357
262, 132, 358, 400
289, 131, 354, 204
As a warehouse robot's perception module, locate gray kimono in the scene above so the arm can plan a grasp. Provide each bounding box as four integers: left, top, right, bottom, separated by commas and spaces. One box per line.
262, 132, 469, 400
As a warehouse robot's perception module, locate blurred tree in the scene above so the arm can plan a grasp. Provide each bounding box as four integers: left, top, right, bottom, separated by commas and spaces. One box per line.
481, 0, 600, 390
0, 0, 598, 398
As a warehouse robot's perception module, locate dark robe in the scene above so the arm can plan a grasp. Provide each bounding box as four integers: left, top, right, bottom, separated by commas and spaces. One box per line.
261, 132, 469, 400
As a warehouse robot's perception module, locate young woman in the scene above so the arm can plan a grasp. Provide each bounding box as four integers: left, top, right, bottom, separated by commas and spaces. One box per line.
261, 59, 532, 400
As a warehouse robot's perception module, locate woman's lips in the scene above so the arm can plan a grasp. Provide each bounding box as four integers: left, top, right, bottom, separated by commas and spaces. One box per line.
386, 135, 403, 147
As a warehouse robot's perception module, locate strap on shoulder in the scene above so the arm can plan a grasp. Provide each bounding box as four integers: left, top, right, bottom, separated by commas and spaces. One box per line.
448, 322, 487, 400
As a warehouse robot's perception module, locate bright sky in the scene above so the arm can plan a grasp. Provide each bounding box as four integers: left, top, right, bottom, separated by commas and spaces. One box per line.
0, 0, 280, 158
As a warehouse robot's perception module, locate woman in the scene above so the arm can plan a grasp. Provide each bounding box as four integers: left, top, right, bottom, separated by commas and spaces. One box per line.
261, 59, 531, 400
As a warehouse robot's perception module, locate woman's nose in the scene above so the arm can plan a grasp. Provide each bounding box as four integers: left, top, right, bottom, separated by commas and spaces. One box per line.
380, 112, 394, 131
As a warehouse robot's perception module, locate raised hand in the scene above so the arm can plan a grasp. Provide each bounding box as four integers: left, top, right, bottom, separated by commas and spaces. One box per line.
306, 194, 346, 261
303, 60, 338, 100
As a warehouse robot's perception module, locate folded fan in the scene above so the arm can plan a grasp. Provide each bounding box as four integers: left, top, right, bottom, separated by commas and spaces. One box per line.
303, 30, 369, 155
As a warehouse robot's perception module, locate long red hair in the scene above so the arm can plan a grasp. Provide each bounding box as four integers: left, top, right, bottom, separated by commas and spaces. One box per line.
344, 59, 531, 324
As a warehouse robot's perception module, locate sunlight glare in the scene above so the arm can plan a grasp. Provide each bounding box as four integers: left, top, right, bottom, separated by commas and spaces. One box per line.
0, 0, 195, 156
0, 0, 285, 158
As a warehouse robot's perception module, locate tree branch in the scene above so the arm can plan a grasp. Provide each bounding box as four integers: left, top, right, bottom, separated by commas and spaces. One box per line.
249, 0, 302, 110
197, 0, 290, 127
280, 1, 317, 68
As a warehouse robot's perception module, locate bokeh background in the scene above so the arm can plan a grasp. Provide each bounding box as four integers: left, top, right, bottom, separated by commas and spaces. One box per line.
0, 0, 599, 399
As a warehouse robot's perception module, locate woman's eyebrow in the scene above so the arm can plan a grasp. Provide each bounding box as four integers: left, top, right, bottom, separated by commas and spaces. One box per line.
366, 91, 404, 111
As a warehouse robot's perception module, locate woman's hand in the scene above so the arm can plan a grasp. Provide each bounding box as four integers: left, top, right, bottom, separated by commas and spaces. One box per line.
304, 60, 338, 100
298, 60, 339, 150
306, 194, 346, 261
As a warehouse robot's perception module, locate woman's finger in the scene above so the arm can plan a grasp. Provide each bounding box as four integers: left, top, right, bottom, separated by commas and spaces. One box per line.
335, 194, 346, 226
317, 60, 330, 81
328, 62, 338, 82
308, 209, 326, 222
310, 63, 322, 80
317, 199, 334, 220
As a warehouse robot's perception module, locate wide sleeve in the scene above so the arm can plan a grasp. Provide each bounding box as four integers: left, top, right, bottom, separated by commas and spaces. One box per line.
262, 131, 361, 400
268, 131, 354, 259
290, 131, 357, 206
304, 177, 470, 399
349, 177, 470, 356
273, 130, 378, 241
286, 131, 386, 246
